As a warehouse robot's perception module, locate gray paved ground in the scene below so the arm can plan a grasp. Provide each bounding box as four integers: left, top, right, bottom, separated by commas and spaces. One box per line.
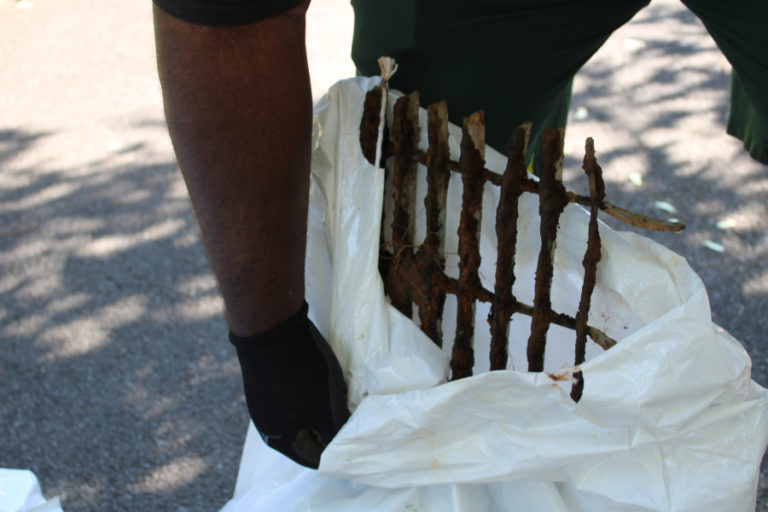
1, 0, 766, 510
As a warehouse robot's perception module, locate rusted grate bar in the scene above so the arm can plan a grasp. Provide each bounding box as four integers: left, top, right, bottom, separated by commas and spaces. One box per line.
489, 124, 529, 371
385, 92, 421, 318
527, 129, 570, 372
451, 112, 486, 379
570, 137, 606, 401
359, 79, 685, 398
420, 101, 451, 345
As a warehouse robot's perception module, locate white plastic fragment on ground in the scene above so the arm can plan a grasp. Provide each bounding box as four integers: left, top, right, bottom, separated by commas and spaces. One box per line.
653, 200, 677, 214
0, 469, 63, 512
220, 76, 768, 512
624, 37, 647, 52
716, 217, 738, 230
628, 171, 644, 187
702, 239, 726, 253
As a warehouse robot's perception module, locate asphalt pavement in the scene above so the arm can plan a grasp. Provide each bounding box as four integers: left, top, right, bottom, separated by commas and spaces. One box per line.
1, 0, 767, 510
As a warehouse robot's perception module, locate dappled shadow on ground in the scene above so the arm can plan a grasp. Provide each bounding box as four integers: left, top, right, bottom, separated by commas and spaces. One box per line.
0, 128, 247, 511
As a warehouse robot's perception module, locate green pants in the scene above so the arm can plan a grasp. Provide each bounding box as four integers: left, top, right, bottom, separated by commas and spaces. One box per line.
351, 0, 768, 169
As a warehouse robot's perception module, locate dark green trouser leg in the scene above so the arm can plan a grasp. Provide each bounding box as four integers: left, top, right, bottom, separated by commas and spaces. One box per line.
682, 0, 768, 165
727, 71, 768, 164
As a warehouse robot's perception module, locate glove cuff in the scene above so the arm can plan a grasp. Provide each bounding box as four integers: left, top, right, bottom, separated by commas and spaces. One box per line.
228, 301, 309, 348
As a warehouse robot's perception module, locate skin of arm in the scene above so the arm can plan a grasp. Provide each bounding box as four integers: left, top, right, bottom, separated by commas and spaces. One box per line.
153, 1, 312, 336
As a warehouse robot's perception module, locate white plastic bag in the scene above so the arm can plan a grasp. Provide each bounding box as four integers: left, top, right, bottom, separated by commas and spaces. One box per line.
0, 469, 62, 512
220, 77, 768, 512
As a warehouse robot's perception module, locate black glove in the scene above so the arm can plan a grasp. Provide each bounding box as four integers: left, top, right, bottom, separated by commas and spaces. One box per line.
229, 302, 350, 469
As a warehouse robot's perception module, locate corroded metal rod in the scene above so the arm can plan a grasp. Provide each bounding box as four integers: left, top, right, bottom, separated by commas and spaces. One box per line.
385, 93, 421, 318
588, 199, 685, 232
489, 124, 531, 370
360, 87, 383, 166
571, 137, 606, 401
419, 101, 451, 345
451, 112, 486, 380
527, 129, 569, 373
411, 153, 685, 232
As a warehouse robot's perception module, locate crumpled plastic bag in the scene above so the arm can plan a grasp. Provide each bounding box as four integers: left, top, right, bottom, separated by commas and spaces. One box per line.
0, 469, 62, 512
220, 76, 768, 512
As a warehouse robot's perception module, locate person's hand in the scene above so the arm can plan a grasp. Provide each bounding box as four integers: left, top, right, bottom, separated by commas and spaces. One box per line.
229, 303, 349, 468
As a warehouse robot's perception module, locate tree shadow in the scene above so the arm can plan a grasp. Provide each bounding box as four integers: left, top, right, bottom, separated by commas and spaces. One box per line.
0, 128, 248, 511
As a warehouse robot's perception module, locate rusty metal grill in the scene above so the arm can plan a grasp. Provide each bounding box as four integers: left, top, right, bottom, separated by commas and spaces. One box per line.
360, 82, 684, 401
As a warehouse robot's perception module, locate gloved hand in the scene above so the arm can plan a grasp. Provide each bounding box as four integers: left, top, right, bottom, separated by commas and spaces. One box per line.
229, 302, 350, 469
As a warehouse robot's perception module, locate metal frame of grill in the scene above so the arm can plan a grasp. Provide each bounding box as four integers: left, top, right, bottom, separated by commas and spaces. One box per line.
359, 80, 683, 401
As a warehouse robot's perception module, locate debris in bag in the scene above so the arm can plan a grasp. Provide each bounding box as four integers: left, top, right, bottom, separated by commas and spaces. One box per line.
359, 64, 685, 400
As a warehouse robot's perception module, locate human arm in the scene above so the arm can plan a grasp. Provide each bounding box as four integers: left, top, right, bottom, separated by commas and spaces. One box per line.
153, 0, 348, 468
